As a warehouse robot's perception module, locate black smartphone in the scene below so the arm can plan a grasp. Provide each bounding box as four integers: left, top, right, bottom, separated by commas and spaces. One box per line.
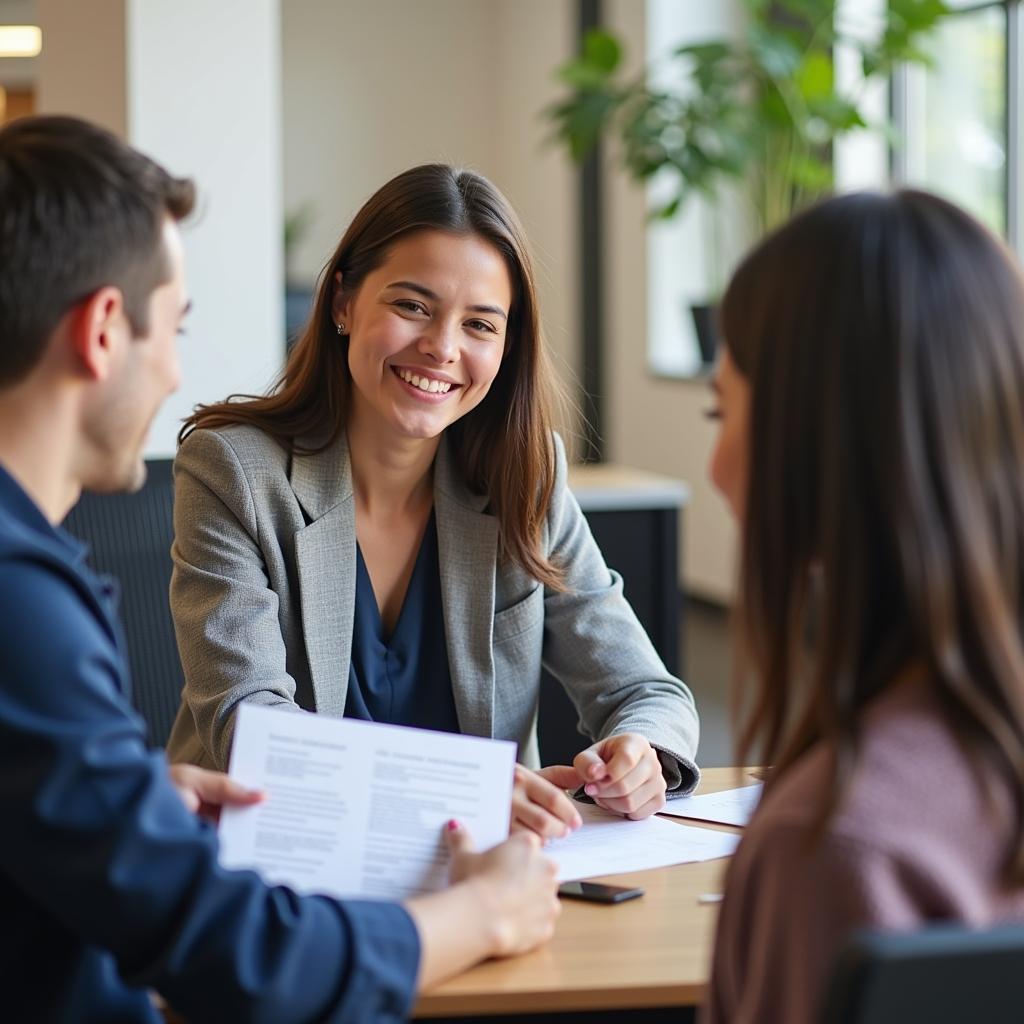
557, 881, 645, 904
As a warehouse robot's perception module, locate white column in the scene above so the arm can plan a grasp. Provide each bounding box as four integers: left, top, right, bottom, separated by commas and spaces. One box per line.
36, 0, 283, 458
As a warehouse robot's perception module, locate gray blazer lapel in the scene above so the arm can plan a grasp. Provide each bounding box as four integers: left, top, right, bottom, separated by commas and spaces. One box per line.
292, 432, 356, 717
435, 440, 498, 737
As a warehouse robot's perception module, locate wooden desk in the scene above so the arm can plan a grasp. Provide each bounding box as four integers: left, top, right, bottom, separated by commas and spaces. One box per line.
414, 767, 753, 1019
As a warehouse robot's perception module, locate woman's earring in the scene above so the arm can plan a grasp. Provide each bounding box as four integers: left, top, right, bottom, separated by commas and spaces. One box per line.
336, 322, 346, 336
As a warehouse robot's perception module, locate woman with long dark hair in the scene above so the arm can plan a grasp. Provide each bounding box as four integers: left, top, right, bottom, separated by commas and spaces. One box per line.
166, 164, 699, 834
703, 190, 1024, 1022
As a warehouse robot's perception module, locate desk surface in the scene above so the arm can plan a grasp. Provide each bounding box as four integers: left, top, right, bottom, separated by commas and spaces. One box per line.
414, 767, 752, 1018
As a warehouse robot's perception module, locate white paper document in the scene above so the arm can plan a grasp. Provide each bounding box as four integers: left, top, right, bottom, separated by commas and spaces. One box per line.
219, 704, 516, 900
658, 783, 763, 828
546, 802, 741, 882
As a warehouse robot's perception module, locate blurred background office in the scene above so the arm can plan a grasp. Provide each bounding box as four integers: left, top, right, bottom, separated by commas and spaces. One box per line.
3, 0, 1021, 765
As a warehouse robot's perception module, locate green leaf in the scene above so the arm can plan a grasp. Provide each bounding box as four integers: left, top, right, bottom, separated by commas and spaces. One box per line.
748, 26, 802, 80
775, 0, 835, 21
756, 87, 794, 129
556, 62, 613, 90
795, 51, 833, 101
788, 154, 833, 191
890, 0, 951, 33
674, 41, 732, 63
583, 29, 621, 74
653, 195, 682, 220
808, 95, 866, 132
545, 89, 623, 162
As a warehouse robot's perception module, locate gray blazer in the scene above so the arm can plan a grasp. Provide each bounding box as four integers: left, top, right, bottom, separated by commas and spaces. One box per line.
165, 425, 700, 792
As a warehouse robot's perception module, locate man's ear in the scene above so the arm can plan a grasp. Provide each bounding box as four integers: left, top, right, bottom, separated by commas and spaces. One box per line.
330, 270, 351, 328
69, 286, 126, 381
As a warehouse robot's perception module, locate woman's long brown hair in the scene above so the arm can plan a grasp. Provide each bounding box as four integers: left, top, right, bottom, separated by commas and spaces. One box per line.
720, 190, 1024, 878
181, 164, 566, 589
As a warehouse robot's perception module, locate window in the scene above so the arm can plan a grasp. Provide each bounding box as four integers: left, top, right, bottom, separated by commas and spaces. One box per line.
644, 1, 743, 378
895, 0, 1023, 254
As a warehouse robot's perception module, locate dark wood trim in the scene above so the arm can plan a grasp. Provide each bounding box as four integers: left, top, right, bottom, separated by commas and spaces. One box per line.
579, 0, 604, 462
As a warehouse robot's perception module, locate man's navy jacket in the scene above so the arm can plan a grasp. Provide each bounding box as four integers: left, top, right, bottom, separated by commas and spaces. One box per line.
0, 465, 419, 1022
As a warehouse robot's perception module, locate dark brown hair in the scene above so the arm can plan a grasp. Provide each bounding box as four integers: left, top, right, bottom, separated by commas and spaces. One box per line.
181, 163, 565, 588
0, 115, 195, 386
720, 190, 1024, 876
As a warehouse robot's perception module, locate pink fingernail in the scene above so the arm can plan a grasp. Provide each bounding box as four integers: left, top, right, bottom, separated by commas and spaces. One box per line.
447, 819, 460, 831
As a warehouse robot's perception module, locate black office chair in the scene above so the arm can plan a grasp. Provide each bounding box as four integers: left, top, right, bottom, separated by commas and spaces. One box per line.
63, 459, 183, 747
821, 923, 1024, 1023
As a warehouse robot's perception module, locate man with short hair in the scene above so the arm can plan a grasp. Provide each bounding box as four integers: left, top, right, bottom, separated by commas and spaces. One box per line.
0, 115, 556, 1023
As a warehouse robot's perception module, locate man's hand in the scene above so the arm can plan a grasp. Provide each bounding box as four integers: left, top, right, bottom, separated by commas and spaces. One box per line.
168, 763, 263, 825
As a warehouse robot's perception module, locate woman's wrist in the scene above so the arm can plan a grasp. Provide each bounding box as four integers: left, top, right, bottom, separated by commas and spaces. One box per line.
404, 877, 504, 989
462, 873, 512, 957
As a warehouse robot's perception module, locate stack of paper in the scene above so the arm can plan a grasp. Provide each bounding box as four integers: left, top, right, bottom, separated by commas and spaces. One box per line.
547, 802, 740, 882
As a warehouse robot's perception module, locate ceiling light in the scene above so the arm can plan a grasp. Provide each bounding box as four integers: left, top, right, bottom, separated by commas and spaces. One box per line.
0, 26, 42, 58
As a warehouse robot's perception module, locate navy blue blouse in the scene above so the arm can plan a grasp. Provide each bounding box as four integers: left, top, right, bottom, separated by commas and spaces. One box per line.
344, 511, 461, 733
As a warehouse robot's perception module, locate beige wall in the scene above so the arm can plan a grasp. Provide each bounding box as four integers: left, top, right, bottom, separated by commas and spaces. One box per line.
23, 0, 737, 597
604, 0, 739, 603
282, 0, 738, 599
37, 0, 124, 133
281, 0, 580, 436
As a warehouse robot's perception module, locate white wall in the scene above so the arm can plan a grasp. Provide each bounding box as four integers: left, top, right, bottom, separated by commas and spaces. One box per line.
281, 0, 580, 438
36, 0, 283, 459
127, 0, 283, 457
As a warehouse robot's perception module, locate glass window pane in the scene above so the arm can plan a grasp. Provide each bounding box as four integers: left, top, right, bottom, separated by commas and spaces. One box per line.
913, 5, 1007, 235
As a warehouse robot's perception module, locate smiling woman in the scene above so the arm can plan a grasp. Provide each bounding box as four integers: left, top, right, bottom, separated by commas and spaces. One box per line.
165, 164, 701, 840
339, 231, 510, 453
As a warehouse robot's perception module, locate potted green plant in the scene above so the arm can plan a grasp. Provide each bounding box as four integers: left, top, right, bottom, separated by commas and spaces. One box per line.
547, 0, 951, 363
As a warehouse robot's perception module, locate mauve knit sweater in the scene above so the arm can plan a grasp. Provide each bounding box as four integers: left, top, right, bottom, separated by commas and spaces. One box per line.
702, 675, 1024, 1024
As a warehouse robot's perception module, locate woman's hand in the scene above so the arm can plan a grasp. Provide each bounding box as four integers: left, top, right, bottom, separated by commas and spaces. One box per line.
168, 763, 263, 825
573, 733, 666, 819
510, 763, 583, 841
445, 821, 561, 958
404, 820, 561, 990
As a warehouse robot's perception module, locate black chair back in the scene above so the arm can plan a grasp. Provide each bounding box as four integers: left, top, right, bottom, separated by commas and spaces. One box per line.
63, 459, 182, 747
822, 923, 1024, 1023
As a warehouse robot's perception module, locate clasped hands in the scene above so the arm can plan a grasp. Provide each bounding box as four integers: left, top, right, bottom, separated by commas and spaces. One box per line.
511, 732, 666, 841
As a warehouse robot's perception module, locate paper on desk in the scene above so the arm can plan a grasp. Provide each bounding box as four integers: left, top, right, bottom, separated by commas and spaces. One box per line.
658, 783, 763, 828
219, 704, 516, 900
546, 802, 741, 882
